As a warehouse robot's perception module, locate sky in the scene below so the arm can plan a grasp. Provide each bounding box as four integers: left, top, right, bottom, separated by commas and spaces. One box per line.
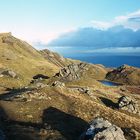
0, 0, 140, 45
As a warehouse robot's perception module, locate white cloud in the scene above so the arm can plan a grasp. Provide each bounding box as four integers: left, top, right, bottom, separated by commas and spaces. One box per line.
91, 9, 140, 30
83, 47, 140, 54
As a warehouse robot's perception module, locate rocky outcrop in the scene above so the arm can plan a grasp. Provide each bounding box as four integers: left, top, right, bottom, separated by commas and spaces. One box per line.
55, 63, 88, 81
106, 65, 140, 85
80, 117, 126, 140
118, 96, 140, 115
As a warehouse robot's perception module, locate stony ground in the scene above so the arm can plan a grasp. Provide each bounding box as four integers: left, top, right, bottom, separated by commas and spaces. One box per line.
0, 80, 140, 140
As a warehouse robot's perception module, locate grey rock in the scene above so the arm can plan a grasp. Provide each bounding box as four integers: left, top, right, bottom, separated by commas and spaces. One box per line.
118, 96, 140, 115
80, 117, 126, 140
55, 63, 88, 81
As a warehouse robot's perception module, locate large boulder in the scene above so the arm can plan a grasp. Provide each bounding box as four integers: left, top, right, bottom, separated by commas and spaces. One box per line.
118, 96, 140, 115
80, 117, 126, 140
55, 63, 88, 81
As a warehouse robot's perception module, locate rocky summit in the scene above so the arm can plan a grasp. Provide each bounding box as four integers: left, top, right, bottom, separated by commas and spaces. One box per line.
0, 33, 140, 140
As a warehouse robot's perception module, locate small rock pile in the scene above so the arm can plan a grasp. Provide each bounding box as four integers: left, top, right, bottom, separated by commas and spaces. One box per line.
80, 117, 126, 140
118, 96, 140, 115
55, 63, 88, 81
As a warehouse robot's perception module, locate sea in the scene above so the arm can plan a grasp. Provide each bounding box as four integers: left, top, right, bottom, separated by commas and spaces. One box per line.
63, 55, 140, 68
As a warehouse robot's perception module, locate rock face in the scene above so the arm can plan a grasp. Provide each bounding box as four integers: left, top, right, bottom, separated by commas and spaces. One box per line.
1, 69, 17, 78
55, 63, 88, 81
106, 65, 140, 85
80, 117, 126, 140
118, 96, 140, 115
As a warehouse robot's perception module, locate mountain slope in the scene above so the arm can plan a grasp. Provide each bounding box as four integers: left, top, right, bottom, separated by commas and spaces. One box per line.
0, 33, 60, 88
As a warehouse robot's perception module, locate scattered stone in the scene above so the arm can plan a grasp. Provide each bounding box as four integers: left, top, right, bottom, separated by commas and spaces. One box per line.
118, 96, 140, 115
80, 117, 126, 140
52, 81, 65, 87
55, 63, 88, 81
77, 87, 92, 95
1, 70, 17, 78
69, 87, 92, 95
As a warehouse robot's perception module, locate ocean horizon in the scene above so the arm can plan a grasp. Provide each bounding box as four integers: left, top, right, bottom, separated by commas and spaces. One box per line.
63, 55, 140, 68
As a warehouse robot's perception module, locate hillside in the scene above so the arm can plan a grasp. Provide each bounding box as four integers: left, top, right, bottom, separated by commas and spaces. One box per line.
0, 33, 60, 88
106, 64, 140, 85
0, 33, 140, 140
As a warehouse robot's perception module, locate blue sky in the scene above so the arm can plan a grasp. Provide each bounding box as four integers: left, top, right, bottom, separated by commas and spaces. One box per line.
0, 0, 140, 44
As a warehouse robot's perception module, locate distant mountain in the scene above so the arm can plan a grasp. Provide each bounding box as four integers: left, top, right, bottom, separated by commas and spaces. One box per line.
48, 26, 140, 48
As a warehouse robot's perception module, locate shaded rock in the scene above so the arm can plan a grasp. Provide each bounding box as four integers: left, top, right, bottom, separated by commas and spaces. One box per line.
33, 74, 49, 80
123, 128, 140, 140
1, 70, 17, 78
80, 117, 126, 140
0, 129, 5, 140
52, 81, 65, 87
118, 96, 140, 115
55, 63, 88, 81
